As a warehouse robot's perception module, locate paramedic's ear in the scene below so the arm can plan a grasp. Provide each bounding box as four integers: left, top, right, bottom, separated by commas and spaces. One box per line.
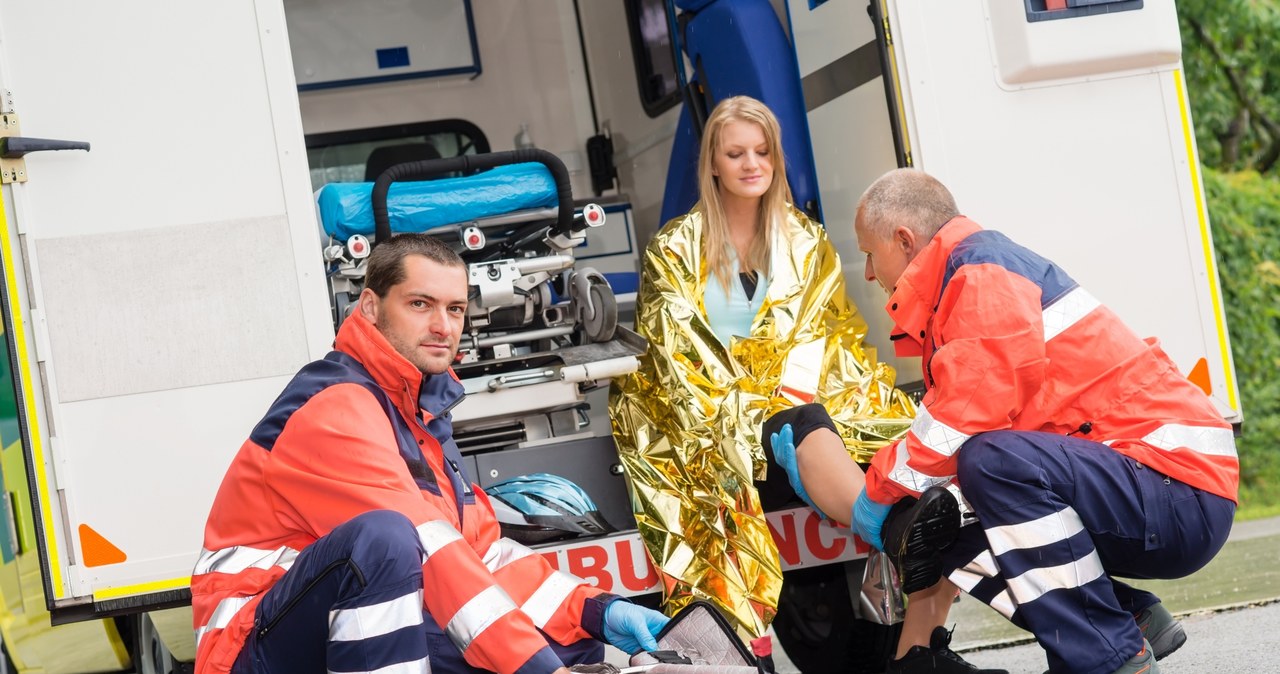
358, 288, 381, 323
893, 225, 917, 258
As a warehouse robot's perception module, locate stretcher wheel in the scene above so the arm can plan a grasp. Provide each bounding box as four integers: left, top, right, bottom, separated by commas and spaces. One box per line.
582, 280, 617, 343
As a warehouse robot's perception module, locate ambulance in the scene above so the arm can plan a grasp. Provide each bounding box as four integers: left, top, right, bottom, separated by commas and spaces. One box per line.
0, 0, 1238, 671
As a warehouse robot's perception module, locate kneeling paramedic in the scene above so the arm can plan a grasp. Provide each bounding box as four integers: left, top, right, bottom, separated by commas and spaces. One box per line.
192, 234, 668, 674
781, 169, 1237, 674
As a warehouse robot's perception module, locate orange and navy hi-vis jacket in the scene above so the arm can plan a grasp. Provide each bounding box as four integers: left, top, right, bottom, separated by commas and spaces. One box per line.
866, 217, 1239, 506
192, 311, 615, 674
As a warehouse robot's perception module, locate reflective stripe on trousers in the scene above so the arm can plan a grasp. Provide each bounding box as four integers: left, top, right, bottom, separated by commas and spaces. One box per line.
232, 511, 429, 674
941, 430, 1234, 674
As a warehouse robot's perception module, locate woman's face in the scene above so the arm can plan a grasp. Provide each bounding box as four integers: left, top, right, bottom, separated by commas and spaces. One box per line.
712, 120, 773, 203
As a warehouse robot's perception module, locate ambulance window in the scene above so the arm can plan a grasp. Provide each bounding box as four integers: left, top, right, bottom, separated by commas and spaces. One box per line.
303, 119, 490, 192
626, 0, 680, 117
1024, 0, 1143, 22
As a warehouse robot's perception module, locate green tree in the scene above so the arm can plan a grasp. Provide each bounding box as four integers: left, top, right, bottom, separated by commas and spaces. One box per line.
1203, 171, 1280, 517
1179, 0, 1280, 173
1180, 0, 1280, 517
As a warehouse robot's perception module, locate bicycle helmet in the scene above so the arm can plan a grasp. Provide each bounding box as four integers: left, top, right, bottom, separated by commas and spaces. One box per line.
486, 473, 616, 545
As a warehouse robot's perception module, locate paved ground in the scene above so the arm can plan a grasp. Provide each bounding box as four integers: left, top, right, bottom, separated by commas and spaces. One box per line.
960, 599, 1280, 673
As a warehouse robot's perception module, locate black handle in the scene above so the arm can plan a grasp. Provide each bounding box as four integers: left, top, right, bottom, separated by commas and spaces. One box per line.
370, 148, 572, 244
1, 136, 91, 159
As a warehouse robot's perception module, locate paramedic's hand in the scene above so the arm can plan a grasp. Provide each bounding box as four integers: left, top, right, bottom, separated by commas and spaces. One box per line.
770, 423, 828, 519
603, 601, 669, 654
851, 487, 893, 551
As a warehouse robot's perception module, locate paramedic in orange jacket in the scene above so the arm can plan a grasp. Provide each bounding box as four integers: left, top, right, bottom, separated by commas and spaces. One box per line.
783, 169, 1237, 674
192, 234, 668, 674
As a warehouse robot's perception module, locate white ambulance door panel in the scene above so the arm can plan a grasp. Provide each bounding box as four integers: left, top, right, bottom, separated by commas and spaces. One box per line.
0, 0, 334, 610
787, 0, 920, 382
883, 1, 1239, 419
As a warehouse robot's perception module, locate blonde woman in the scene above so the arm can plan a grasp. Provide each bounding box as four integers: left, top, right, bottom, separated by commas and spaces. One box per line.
610, 97, 993, 672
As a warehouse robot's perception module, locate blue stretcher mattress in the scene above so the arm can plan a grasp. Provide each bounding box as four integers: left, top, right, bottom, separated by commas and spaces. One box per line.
317, 163, 558, 240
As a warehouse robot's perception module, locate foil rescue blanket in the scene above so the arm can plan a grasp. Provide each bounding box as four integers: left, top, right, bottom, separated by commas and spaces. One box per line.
608, 206, 915, 636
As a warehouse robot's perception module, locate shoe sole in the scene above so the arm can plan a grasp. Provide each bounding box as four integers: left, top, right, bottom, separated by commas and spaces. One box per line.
1147, 619, 1187, 661
888, 489, 961, 594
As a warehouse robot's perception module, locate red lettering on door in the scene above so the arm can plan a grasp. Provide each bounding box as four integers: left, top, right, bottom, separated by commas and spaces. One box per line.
767, 512, 800, 566
616, 540, 659, 592
804, 511, 846, 561
567, 546, 613, 591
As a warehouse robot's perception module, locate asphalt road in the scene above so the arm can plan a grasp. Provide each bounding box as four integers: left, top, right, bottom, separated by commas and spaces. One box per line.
960, 599, 1280, 674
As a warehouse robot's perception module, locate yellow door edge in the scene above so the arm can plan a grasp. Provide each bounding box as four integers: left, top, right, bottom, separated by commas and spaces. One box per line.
1173, 69, 1239, 411
92, 576, 192, 602
0, 188, 64, 595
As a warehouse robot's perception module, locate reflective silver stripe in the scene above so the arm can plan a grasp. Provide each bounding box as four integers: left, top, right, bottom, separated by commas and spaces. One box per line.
330, 590, 424, 642
417, 520, 464, 557
965, 549, 999, 578
1142, 423, 1238, 459
1005, 551, 1105, 605
521, 571, 581, 628
193, 545, 299, 576
945, 550, 1016, 619
445, 585, 518, 651
1042, 286, 1099, 341
194, 595, 253, 646
483, 538, 535, 572
910, 405, 970, 458
988, 590, 1016, 619
328, 658, 430, 674
886, 442, 952, 493
986, 508, 1085, 557
947, 549, 997, 593
948, 567, 981, 594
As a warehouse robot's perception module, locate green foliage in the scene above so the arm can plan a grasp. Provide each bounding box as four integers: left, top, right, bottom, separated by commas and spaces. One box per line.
1181, 0, 1280, 518
1203, 168, 1280, 519
1179, 0, 1280, 173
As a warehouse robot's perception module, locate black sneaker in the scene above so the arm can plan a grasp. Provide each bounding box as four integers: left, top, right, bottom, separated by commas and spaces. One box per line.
887, 626, 1009, 674
882, 486, 961, 595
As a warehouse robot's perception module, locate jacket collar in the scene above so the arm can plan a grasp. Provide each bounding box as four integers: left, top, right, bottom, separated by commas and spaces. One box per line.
884, 216, 983, 357
334, 310, 464, 422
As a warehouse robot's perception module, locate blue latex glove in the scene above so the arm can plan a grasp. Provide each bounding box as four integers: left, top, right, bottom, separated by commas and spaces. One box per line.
602, 601, 669, 654
770, 423, 828, 518
851, 488, 893, 551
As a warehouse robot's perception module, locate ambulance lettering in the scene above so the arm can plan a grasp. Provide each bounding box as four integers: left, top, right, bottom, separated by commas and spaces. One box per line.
539, 508, 869, 597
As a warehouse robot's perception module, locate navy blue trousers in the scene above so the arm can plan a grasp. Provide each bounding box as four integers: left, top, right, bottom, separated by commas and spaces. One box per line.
941, 431, 1234, 674
230, 510, 602, 674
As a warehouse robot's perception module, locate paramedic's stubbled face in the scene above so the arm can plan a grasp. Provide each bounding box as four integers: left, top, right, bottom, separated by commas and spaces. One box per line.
372, 255, 467, 375
712, 120, 773, 204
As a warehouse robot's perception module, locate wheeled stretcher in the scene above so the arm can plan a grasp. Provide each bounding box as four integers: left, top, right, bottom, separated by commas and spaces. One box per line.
316, 149, 645, 458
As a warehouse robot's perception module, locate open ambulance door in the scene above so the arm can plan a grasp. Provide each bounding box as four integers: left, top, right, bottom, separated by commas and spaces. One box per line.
789, 0, 1240, 423
787, 0, 919, 385
0, 0, 333, 639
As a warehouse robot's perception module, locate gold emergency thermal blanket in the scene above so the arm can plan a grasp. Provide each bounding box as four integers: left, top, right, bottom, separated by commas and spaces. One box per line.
608, 206, 915, 637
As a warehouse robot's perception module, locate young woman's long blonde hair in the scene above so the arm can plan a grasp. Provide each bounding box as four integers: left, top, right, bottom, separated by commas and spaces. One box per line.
695, 95, 794, 293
